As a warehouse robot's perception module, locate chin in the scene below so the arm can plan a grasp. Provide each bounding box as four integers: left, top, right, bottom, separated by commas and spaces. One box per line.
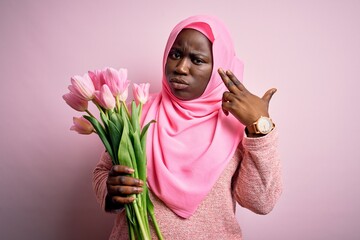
172, 91, 190, 101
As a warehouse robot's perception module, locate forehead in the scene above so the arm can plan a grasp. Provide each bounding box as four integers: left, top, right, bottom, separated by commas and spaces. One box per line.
172, 29, 212, 53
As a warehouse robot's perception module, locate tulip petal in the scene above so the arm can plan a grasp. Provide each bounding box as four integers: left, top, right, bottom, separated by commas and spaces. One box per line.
62, 92, 88, 112
100, 84, 116, 110
88, 69, 106, 91
70, 74, 95, 100
104, 67, 130, 101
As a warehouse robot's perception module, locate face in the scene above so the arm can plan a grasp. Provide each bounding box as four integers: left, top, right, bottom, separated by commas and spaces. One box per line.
165, 29, 213, 101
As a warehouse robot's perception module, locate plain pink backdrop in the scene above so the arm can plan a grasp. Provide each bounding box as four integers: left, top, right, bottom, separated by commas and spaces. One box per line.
1, 0, 359, 239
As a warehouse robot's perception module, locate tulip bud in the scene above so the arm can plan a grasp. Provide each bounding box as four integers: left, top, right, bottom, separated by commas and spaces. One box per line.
133, 83, 150, 104
70, 116, 94, 134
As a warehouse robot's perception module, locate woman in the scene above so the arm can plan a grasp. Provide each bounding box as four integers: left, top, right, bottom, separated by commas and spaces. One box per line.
93, 15, 282, 239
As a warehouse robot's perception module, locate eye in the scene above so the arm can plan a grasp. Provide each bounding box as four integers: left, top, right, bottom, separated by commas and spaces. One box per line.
169, 49, 181, 60
192, 58, 205, 65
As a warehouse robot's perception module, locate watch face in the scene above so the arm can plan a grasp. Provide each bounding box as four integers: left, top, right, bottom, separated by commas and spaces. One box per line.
256, 117, 273, 134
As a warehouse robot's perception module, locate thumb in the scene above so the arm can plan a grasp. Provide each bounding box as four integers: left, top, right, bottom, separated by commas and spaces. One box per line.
262, 88, 277, 103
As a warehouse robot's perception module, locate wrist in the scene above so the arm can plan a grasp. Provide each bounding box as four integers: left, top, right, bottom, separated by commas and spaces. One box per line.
245, 127, 266, 138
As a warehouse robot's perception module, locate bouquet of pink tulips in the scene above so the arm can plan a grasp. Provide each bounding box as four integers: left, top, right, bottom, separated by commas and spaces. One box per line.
63, 67, 163, 240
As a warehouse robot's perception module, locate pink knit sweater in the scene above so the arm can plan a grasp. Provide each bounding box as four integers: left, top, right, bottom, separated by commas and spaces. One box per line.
93, 128, 282, 239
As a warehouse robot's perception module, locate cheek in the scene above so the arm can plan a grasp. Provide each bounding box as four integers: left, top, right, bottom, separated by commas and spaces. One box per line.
193, 75, 211, 96
199, 67, 213, 86
196, 68, 212, 94
164, 59, 172, 76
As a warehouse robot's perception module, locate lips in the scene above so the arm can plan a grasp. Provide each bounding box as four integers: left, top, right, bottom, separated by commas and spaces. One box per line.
169, 77, 189, 90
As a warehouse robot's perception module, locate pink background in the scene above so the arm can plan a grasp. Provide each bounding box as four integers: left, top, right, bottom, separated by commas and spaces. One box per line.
1, 0, 359, 239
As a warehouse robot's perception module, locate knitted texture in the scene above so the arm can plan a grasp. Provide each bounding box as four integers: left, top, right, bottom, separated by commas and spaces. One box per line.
92, 128, 282, 239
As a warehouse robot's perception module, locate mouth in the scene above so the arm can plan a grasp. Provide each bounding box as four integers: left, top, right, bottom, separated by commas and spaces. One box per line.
169, 77, 189, 90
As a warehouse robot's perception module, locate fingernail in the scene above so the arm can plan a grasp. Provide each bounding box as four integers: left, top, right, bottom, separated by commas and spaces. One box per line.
127, 168, 135, 173
135, 187, 143, 193
138, 180, 144, 186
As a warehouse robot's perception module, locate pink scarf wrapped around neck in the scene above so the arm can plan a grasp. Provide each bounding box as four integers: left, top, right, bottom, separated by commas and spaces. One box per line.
142, 15, 245, 218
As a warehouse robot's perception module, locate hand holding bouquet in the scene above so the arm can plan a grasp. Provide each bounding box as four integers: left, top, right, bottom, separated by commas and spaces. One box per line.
63, 67, 162, 240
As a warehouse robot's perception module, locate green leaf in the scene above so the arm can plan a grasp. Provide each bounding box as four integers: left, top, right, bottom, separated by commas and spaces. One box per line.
107, 120, 121, 165
83, 115, 114, 161
118, 120, 133, 168
140, 120, 156, 141
120, 102, 134, 133
139, 120, 156, 157
132, 130, 146, 182
127, 130, 138, 179
100, 111, 109, 127
110, 111, 122, 128
131, 101, 140, 133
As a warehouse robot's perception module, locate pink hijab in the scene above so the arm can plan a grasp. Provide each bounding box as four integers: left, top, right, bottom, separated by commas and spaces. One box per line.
142, 15, 245, 218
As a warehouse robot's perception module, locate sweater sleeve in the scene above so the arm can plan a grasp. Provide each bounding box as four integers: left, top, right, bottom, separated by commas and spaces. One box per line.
232, 127, 282, 215
92, 151, 112, 211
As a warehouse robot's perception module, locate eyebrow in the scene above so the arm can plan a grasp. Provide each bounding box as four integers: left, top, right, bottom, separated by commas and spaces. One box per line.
170, 47, 211, 59
190, 52, 211, 60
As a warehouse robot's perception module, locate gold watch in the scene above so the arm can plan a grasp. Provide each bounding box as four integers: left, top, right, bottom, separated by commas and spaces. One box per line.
246, 116, 274, 135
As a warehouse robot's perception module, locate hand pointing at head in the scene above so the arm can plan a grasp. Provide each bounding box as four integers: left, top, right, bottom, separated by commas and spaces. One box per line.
218, 68, 277, 129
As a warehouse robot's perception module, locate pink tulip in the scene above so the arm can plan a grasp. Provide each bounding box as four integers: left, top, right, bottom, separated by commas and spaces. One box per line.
133, 83, 150, 104
104, 67, 130, 101
69, 73, 95, 100
70, 116, 94, 134
94, 84, 116, 110
88, 69, 106, 91
62, 92, 88, 112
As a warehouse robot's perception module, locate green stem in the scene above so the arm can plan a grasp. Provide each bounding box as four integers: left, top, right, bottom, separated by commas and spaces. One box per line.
85, 109, 95, 118
92, 101, 103, 113
142, 188, 150, 235
149, 211, 163, 240
122, 101, 130, 117
133, 200, 150, 240
125, 205, 136, 240
138, 103, 143, 120
116, 96, 121, 113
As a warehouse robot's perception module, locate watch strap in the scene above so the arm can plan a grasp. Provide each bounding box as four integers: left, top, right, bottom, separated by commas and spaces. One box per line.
246, 122, 259, 134
246, 116, 274, 135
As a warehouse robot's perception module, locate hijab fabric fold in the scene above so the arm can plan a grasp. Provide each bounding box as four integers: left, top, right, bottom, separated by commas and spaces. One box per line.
142, 15, 245, 218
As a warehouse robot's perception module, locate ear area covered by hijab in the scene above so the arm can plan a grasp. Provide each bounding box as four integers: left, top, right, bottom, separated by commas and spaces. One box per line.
142, 15, 245, 219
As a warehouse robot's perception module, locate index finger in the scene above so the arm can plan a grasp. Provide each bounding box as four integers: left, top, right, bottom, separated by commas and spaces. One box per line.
217, 68, 242, 94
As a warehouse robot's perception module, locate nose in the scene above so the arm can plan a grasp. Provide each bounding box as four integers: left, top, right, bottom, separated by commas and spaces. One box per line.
174, 58, 190, 74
